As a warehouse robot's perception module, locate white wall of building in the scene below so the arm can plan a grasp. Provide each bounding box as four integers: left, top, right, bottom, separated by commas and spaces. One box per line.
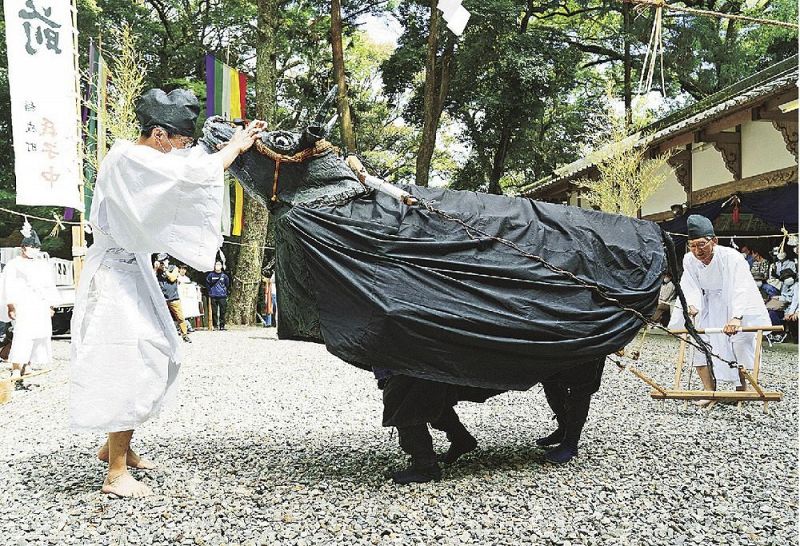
741, 120, 796, 178
641, 163, 686, 217
691, 142, 733, 190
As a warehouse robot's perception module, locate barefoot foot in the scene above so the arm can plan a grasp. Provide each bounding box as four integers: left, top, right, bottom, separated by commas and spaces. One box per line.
97, 444, 157, 470
101, 472, 153, 498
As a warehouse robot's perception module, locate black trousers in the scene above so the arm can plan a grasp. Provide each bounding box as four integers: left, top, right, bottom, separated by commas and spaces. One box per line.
210, 296, 227, 328
396, 407, 474, 467
383, 375, 475, 467
541, 358, 605, 449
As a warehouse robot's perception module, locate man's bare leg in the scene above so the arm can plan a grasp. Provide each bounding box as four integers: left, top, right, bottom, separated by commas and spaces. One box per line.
101, 430, 153, 498
736, 369, 751, 392
97, 440, 156, 470
694, 366, 716, 406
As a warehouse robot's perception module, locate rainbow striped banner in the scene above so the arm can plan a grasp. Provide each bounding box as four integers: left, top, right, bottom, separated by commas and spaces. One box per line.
205, 54, 247, 236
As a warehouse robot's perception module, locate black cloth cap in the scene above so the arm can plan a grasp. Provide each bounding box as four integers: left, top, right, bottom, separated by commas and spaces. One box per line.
21, 229, 41, 248
779, 268, 796, 281
135, 89, 200, 137
687, 214, 715, 239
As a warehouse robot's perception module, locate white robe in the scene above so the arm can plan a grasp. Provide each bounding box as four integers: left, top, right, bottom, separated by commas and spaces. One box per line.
669, 246, 771, 385
70, 141, 224, 433
0, 256, 60, 364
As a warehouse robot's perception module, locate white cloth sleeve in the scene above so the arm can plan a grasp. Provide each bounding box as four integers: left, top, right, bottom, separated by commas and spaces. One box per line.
730, 254, 761, 318
100, 144, 225, 272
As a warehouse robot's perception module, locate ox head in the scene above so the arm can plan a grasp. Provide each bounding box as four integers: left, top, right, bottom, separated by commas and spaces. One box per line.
199, 116, 366, 209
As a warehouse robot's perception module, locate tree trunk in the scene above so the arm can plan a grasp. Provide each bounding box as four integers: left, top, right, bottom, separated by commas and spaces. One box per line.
331, 0, 356, 151
488, 124, 512, 195
415, 0, 441, 188
227, 0, 278, 326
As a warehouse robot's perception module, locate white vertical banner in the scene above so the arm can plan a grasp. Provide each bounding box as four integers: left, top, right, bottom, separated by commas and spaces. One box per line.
4, 0, 83, 210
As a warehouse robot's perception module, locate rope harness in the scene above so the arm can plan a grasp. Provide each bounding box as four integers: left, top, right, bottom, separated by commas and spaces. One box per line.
254, 139, 337, 202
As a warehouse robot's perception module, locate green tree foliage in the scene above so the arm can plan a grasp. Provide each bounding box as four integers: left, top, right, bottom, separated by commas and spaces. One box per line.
577, 102, 674, 217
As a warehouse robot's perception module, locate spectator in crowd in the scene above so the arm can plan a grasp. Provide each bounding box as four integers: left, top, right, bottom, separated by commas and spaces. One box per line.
265, 272, 277, 327
749, 248, 770, 281
784, 288, 798, 343
206, 260, 230, 331
156, 253, 191, 343
739, 245, 754, 267
651, 272, 676, 326
754, 272, 782, 326
778, 269, 796, 307
177, 264, 191, 284
177, 264, 195, 333
771, 248, 797, 280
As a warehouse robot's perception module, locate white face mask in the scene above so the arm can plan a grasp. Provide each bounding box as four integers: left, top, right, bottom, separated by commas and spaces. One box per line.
155, 131, 192, 156
169, 147, 192, 158
777, 252, 787, 260
756, 281, 763, 287
785, 278, 795, 287
23, 247, 41, 258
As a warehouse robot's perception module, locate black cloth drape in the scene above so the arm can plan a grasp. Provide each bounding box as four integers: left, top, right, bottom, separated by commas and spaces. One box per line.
276, 186, 665, 391
741, 184, 798, 233
660, 184, 798, 238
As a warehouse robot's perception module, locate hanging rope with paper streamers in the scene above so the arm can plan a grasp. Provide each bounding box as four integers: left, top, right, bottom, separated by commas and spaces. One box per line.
48, 212, 66, 238
20, 218, 32, 239
0, 206, 81, 227
778, 226, 790, 254
635, 2, 666, 98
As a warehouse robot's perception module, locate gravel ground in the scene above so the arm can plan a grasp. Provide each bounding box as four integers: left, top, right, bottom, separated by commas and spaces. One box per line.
1, 328, 797, 546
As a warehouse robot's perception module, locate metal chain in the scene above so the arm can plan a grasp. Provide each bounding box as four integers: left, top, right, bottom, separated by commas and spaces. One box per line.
417, 198, 740, 369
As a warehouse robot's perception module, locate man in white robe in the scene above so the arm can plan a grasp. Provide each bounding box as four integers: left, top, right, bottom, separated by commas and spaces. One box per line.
70, 88, 264, 497
0, 224, 60, 377
669, 215, 770, 401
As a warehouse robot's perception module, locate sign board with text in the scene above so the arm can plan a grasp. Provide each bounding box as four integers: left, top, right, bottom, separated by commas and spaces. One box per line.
4, 0, 83, 210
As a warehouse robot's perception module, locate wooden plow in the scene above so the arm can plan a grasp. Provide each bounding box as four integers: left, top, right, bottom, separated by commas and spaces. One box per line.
621, 326, 784, 411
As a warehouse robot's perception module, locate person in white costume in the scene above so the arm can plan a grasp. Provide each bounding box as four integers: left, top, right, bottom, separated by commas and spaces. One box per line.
669, 215, 770, 404
70, 88, 264, 498
0, 223, 60, 377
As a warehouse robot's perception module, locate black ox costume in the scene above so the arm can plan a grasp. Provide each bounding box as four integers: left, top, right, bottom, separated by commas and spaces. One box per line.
200, 118, 676, 482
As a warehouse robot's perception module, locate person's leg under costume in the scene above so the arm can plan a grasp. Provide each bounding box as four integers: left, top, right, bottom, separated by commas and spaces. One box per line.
430, 406, 477, 464
542, 358, 605, 464
538, 380, 568, 447
382, 375, 450, 485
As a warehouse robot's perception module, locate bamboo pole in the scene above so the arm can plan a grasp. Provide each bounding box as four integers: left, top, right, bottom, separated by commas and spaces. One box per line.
650, 389, 782, 401
6, 368, 54, 383
626, 365, 668, 396
668, 325, 783, 334
739, 368, 767, 398
72, 0, 86, 286
752, 329, 764, 381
